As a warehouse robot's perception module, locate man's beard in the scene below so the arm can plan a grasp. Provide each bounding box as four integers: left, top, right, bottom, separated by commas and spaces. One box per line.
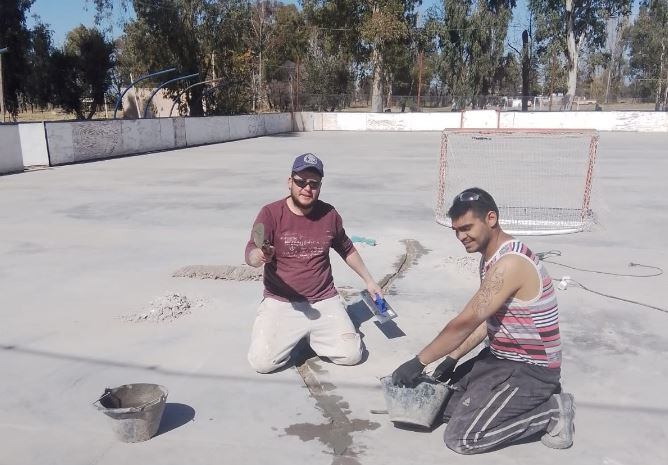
291, 191, 315, 210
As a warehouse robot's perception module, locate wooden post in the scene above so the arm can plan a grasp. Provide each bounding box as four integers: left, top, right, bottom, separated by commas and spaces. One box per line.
0, 49, 6, 123
129, 73, 142, 119
417, 50, 424, 112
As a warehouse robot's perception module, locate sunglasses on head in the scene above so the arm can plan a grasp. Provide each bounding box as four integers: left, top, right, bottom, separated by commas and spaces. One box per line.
292, 175, 321, 190
456, 191, 481, 202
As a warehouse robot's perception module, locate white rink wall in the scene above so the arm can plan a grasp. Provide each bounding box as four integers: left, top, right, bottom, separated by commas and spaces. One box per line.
1, 113, 292, 174
2, 110, 666, 175
296, 110, 668, 132
0, 125, 24, 174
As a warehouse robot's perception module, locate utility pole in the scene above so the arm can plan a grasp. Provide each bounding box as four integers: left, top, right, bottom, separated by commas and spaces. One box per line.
0, 47, 8, 123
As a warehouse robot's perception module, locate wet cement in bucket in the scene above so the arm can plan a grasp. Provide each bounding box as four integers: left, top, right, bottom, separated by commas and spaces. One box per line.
380, 376, 453, 428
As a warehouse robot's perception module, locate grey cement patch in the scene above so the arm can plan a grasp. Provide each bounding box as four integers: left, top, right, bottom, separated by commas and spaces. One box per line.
172, 264, 262, 281
287, 360, 380, 464
286, 239, 426, 461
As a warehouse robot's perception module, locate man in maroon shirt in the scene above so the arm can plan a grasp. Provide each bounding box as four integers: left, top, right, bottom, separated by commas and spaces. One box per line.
245, 153, 382, 373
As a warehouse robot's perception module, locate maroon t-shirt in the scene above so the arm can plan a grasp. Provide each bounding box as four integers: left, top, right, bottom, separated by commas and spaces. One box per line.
245, 198, 355, 303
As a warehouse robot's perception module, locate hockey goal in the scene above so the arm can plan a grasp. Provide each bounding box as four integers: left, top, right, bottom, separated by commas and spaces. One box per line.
435, 129, 599, 235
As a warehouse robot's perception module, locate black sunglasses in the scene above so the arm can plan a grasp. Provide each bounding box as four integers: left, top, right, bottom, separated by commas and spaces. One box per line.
292, 176, 321, 190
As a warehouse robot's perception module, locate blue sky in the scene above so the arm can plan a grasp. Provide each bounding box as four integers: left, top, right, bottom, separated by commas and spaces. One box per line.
28, 0, 529, 47
27, 0, 133, 45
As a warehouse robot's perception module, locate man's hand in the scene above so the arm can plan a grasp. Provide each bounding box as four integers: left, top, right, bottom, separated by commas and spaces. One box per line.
260, 243, 275, 261
391, 356, 426, 387
367, 281, 383, 300
249, 245, 275, 267
432, 356, 457, 382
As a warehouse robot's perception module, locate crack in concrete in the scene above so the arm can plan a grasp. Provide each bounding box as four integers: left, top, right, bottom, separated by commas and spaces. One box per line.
283, 239, 428, 463
284, 360, 379, 464
379, 239, 430, 294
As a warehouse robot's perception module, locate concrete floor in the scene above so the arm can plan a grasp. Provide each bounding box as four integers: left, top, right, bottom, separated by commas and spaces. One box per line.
1, 131, 667, 465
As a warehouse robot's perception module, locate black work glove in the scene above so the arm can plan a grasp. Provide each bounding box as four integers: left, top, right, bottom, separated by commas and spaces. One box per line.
392, 356, 426, 387
432, 356, 457, 382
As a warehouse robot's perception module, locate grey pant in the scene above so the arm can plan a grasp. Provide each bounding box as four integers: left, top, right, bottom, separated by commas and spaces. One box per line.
442, 349, 562, 454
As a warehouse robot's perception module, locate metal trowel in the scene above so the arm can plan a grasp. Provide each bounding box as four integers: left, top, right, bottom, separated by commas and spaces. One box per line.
360, 290, 398, 324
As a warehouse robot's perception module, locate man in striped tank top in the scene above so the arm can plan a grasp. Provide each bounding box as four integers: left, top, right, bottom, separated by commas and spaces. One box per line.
392, 187, 575, 453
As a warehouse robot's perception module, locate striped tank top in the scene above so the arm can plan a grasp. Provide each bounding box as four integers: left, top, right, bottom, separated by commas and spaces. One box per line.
480, 240, 562, 368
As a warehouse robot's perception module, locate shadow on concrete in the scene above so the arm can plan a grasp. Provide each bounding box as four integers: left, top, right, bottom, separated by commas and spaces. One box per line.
265, 132, 300, 138
156, 403, 196, 436
348, 299, 405, 339
373, 320, 406, 339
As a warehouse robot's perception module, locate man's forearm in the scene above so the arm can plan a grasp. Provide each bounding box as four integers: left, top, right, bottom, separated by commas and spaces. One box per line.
417, 313, 483, 365
448, 323, 487, 360
344, 250, 374, 284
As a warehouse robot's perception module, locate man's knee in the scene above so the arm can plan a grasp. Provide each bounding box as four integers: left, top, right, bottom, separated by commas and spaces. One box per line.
329, 333, 363, 366
443, 421, 480, 455
248, 351, 286, 374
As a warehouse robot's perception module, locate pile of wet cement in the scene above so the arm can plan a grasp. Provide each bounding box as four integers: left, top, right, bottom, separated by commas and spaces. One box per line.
122, 293, 204, 323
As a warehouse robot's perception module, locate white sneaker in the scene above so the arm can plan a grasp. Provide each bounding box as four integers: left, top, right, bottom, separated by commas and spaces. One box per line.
541, 393, 575, 449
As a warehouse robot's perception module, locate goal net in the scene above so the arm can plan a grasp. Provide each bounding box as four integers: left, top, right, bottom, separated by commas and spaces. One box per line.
435, 129, 599, 235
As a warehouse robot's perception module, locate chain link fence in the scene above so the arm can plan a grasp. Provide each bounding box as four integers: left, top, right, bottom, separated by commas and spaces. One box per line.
290, 93, 666, 113
9, 92, 666, 122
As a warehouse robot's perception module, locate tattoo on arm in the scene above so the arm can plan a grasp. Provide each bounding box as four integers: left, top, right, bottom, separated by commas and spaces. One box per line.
470, 266, 505, 318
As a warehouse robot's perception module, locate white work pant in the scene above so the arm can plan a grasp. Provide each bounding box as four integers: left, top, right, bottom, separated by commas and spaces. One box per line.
248, 295, 363, 373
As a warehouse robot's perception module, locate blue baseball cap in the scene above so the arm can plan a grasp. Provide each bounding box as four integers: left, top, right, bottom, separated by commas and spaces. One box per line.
292, 153, 324, 177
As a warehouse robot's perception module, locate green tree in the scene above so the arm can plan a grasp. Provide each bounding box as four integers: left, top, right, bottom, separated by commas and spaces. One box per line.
626, 0, 668, 110
603, 15, 630, 104
360, 1, 418, 112
264, 3, 308, 110
25, 21, 54, 110
302, 37, 354, 110
107, 0, 253, 116
51, 26, 115, 119
301, 0, 364, 109
430, 1, 516, 109
247, 1, 308, 111
0, 0, 35, 119
301, 0, 421, 112
528, 0, 632, 109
